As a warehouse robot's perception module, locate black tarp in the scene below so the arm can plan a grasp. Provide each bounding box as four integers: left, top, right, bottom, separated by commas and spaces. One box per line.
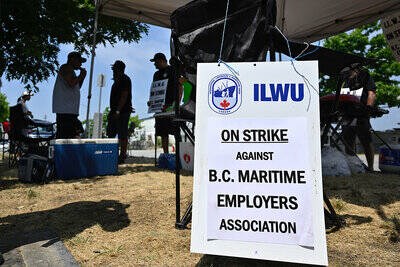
170, 0, 376, 81
171, 0, 277, 77
270, 28, 377, 76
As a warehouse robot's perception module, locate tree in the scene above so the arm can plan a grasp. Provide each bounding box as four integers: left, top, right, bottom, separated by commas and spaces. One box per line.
321, 22, 400, 106
82, 118, 94, 138
0, 93, 9, 122
1, 0, 148, 91
129, 115, 142, 130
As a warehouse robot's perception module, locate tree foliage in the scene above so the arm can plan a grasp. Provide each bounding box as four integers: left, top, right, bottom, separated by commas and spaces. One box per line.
321, 22, 400, 106
0, 93, 10, 122
1, 0, 148, 91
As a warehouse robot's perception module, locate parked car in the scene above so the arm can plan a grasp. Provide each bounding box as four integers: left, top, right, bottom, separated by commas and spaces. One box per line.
27, 119, 55, 139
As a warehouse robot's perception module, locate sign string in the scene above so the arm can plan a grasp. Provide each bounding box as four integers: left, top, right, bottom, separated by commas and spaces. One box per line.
218, 0, 240, 77
217, 2, 319, 111
274, 26, 320, 111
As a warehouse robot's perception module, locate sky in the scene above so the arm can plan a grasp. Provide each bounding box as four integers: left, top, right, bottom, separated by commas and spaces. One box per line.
0, 25, 398, 131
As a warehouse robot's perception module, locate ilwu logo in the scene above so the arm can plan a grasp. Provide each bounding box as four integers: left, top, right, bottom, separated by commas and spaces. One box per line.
208, 74, 242, 115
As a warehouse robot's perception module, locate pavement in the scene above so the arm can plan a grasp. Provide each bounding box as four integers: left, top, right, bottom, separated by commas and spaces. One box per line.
127, 148, 162, 159
0, 230, 79, 267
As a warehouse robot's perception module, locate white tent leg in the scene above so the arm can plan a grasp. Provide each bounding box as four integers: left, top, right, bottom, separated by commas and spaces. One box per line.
85, 0, 100, 138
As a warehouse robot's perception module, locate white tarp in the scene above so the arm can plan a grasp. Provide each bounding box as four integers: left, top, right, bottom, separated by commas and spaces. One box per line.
99, 0, 400, 42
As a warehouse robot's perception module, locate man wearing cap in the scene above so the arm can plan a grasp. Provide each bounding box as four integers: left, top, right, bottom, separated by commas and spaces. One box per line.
17, 90, 33, 118
52, 51, 87, 138
149, 53, 178, 153
108, 60, 132, 164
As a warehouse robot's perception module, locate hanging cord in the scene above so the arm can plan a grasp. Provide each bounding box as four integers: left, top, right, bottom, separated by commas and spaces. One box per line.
296, 40, 321, 59
217, 0, 240, 77
218, 0, 230, 62
274, 26, 320, 111
294, 42, 310, 60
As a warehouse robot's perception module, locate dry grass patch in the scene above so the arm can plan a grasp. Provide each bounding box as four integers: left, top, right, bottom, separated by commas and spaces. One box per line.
1, 160, 400, 266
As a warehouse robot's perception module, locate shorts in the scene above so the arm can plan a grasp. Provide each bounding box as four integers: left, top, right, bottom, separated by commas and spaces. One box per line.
56, 113, 83, 139
155, 117, 177, 137
107, 112, 130, 139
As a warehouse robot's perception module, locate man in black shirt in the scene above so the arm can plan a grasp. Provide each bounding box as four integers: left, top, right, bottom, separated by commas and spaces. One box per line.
342, 65, 377, 171
150, 53, 178, 153
108, 60, 132, 163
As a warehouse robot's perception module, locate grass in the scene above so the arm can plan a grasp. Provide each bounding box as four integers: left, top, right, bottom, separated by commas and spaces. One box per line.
26, 188, 39, 199
380, 214, 400, 243
1, 160, 400, 266
331, 197, 347, 213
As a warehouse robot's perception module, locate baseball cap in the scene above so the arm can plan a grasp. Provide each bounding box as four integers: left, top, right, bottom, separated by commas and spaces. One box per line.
67, 51, 87, 63
111, 60, 126, 71
22, 90, 33, 97
150, 53, 167, 62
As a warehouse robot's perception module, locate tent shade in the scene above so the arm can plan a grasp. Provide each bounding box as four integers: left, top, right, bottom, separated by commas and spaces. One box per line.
277, 0, 400, 42
99, 0, 191, 28
99, 0, 400, 42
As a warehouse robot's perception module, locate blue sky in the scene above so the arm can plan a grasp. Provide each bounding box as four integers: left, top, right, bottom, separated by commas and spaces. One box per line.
0, 25, 398, 131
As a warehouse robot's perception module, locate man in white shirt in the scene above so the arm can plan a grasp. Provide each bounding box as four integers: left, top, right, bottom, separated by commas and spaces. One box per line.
52, 51, 87, 138
17, 90, 33, 118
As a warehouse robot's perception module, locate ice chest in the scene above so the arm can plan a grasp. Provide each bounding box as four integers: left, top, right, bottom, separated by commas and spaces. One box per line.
50, 139, 118, 179
379, 145, 400, 174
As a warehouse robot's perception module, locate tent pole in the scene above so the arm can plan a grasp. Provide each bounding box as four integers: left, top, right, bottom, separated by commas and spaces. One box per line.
85, 0, 99, 138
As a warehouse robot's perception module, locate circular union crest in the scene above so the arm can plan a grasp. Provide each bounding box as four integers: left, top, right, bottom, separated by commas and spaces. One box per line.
208, 74, 242, 115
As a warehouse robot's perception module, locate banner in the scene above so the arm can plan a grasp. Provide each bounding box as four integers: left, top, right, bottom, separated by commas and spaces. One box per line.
148, 79, 168, 113
191, 62, 327, 265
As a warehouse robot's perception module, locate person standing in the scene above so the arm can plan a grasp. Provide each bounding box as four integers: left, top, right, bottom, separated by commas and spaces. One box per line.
149, 53, 178, 153
342, 64, 377, 171
52, 51, 86, 138
108, 60, 132, 164
17, 90, 33, 118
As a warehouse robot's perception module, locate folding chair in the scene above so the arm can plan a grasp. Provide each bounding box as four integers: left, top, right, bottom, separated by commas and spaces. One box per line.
8, 104, 55, 168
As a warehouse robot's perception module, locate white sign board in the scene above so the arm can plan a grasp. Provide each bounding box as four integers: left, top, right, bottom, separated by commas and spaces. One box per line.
97, 74, 106, 87
148, 79, 168, 113
191, 62, 327, 265
382, 12, 400, 62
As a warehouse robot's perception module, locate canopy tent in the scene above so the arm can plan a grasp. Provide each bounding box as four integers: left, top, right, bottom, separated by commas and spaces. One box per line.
99, 0, 400, 42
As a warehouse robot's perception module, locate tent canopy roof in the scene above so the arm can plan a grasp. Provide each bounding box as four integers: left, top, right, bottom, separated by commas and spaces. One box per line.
99, 0, 400, 42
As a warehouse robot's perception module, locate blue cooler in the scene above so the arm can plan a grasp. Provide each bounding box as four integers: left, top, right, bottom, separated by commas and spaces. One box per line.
379, 145, 400, 174
50, 139, 118, 179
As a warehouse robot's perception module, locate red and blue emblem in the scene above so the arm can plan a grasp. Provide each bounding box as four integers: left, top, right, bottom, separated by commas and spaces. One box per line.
208, 74, 242, 115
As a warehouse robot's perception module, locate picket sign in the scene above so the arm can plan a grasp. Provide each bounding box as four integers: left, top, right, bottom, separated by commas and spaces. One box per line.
190, 61, 327, 266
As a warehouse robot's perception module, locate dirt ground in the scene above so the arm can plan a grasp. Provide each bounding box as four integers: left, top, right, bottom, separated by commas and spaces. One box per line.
0, 157, 399, 266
